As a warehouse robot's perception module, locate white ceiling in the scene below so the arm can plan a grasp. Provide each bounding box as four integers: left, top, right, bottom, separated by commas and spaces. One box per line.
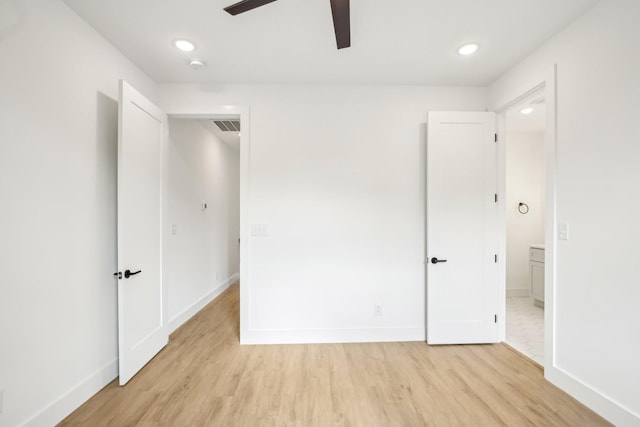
62, 0, 598, 86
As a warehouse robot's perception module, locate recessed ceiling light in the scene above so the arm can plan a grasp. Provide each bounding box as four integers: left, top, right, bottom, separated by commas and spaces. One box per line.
520, 107, 534, 115
458, 43, 479, 56
189, 59, 206, 70
174, 39, 195, 52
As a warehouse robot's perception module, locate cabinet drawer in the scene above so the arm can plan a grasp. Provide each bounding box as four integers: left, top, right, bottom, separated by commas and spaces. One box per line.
530, 247, 545, 262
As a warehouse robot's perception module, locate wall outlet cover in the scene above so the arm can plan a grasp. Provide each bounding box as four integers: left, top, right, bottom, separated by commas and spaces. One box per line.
374, 304, 383, 316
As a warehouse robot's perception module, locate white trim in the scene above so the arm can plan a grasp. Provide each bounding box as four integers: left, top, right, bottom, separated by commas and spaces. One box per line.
160, 107, 251, 345
495, 66, 639, 425
495, 82, 545, 113
21, 360, 118, 427
496, 76, 550, 347
243, 327, 425, 345
543, 65, 557, 374
168, 273, 239, 333
20, 273, 239, 427
506, 288, 530, 297
546, 367, 640, 426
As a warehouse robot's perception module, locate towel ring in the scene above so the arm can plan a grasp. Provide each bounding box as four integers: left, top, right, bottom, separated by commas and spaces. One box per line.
518, 202, 529, 214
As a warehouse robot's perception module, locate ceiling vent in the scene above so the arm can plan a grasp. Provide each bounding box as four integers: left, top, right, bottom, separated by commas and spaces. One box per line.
212, 120, 241, 132
531, 97, 545, 105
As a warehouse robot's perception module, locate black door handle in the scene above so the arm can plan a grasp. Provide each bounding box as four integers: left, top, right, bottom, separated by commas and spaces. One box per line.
124, 269, 142, 279
431, 257, 448, 264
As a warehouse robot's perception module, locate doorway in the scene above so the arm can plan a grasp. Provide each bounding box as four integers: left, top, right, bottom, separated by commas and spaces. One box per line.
503, 91, 546, 365
165, 115, 241, 333
116, 80, 249, 384
161, 105, 250, 344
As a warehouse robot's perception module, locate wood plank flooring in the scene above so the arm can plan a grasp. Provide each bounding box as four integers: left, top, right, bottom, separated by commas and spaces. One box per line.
59, 284, 610, 426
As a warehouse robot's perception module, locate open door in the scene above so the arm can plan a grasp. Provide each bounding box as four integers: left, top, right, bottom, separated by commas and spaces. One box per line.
426, 112, 498, 344
116, 80, 168, 385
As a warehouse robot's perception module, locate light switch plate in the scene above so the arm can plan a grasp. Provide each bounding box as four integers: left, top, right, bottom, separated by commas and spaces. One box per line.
251, 224, 268, 237
558, 223, 569, 240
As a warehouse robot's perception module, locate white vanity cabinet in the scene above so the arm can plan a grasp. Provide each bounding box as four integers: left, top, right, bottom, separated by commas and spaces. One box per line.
529, 245, 545, 307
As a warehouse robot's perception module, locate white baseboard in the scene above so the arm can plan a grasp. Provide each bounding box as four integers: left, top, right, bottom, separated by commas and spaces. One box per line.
506, 288, 530, 297
20, 274, 240, 427
21, 359, 118, 427
546, 365, 640, 426
242, 327, 425, 345
169, 273, 239, 333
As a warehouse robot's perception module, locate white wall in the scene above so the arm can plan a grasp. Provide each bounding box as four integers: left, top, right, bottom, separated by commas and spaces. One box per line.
167, 119, 240, 331
490, 0, 640, 424
159, 84, 489, 344
0, 1, 157, 426
506, 131, 545, 293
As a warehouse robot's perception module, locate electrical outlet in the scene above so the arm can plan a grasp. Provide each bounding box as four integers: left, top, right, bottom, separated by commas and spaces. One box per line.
374, 304, 383, 317
171, 224, 178, 235
215, 272, 219, 281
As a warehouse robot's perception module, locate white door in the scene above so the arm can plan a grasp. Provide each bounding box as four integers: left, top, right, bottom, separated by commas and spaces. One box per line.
117, 80, 168, 385
426, 112, 498, 344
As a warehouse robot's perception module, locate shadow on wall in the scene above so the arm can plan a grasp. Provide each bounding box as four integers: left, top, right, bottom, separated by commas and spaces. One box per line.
96, 91, 119, 356
0, 0, 27, 42
421, 121, 428, 335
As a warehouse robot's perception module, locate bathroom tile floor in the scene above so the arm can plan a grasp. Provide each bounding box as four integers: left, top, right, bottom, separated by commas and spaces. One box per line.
506, 296, 544, 365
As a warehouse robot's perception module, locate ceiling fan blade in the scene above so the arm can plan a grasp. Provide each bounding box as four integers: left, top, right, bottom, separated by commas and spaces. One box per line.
329, 0, 350, 49
224, 0, 277, 16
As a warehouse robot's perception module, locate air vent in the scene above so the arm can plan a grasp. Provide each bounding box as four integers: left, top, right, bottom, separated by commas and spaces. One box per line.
531, 97, 545, 105
212, 120, 241, 132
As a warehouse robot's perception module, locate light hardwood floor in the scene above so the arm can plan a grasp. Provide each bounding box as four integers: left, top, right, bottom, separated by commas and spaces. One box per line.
59, 284, 610, 426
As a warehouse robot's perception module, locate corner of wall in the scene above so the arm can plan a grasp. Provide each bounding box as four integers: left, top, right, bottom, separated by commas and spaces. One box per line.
21, 360, 118, 427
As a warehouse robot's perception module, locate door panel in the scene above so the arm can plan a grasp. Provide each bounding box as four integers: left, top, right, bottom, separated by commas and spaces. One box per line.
427, 112, 498, 344
117, 80, 168, 385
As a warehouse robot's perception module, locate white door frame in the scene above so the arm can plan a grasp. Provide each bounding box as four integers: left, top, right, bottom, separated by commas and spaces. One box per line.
496, 66, 557, 371
162, 106, 251, 344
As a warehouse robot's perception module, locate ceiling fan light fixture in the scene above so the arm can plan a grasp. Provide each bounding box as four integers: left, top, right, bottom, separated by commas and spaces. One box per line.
223, 0, 351, 50
457, 43, 479, 56
174, 39, 196, 52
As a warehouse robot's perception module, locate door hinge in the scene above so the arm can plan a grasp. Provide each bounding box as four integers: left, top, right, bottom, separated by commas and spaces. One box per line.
494, 254, 497, 263
494, 133, 498, 143
494, 314, 497, 323
494, 194, 498, 203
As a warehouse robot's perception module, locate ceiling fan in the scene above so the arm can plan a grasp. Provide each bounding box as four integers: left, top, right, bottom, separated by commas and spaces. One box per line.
224, 0, 351, 50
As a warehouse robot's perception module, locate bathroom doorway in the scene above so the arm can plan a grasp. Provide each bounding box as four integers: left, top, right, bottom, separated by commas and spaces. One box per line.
504, 90, 546, 366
